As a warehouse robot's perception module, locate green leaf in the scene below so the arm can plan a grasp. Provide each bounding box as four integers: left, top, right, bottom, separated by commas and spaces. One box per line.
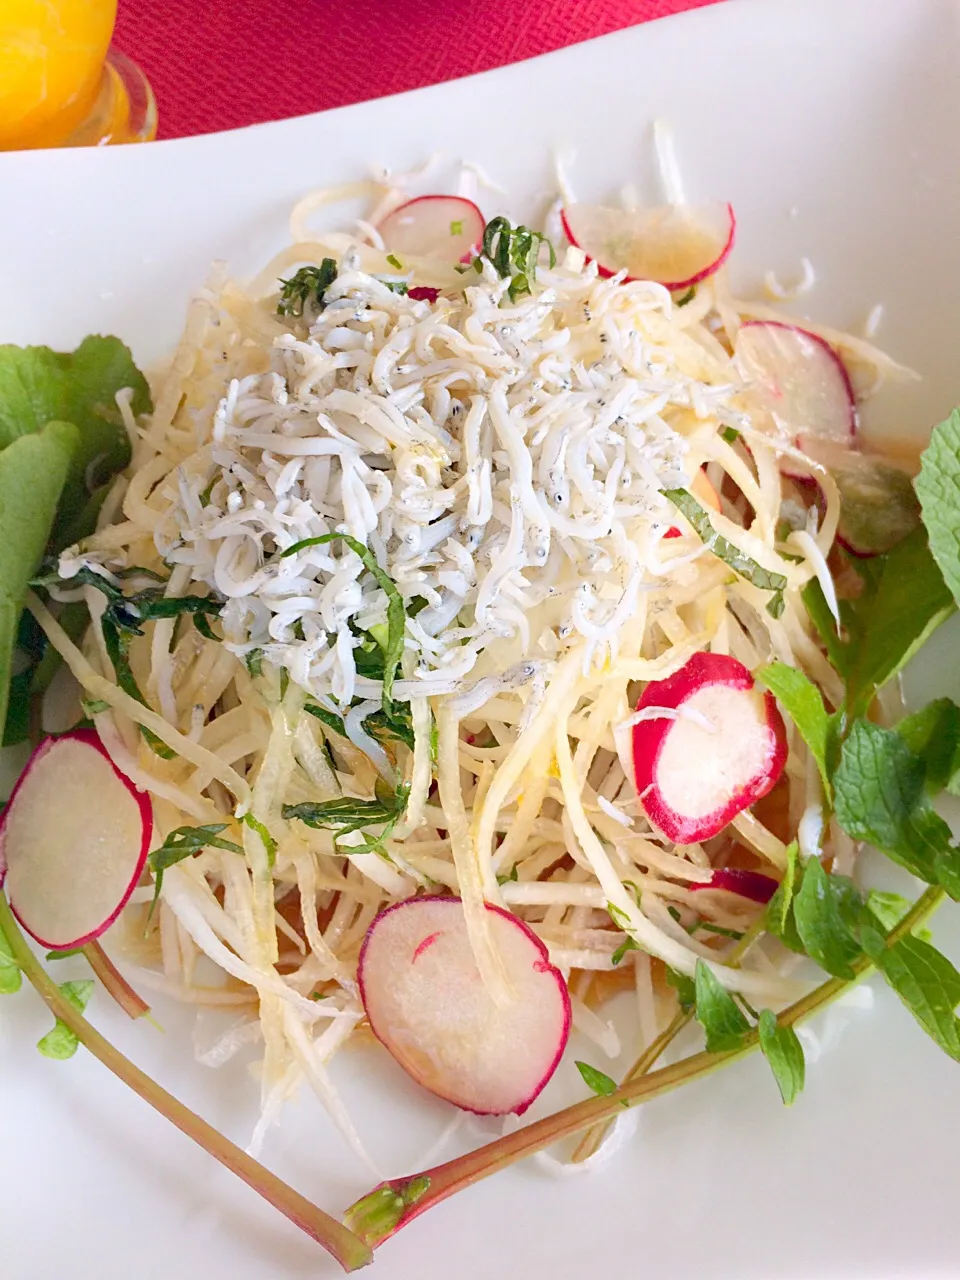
148, 823, 242, 915
915, 407, 960, 607
610, 935, 639, 965
665, 964, 696, 1009
0, 421, 79, 733
934, 850, 960, 902
304, 700, 347, 736
834, 720, 952, 883
0, 336, 149, 532
244, 648, 264, 679
606, 901, 631, 930
755, 663, 832, 795
280, 533, 405, 716
842, 529, 955, 718
792, 859, 863, 979
866, 891, 931, 942
874, 934, 960, 1059
277, 260, 338, 317
282, 777, 409, 854
662, 489, 788, 606
242, 813, 278, 869
757, 1009, 805, 1105
100, 615, 174, 759
0, 926, 21, 995
766, 850, 806, 954
37, 979, 94, 1060
896, 698, 960, 793
575, 1061, 619, 1097
693, 959, 751, 1052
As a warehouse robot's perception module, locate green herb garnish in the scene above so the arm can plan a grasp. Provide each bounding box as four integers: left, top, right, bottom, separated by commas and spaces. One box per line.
147, 824, 242, 916
277, 260, 338, 318
662, 488, 788, 615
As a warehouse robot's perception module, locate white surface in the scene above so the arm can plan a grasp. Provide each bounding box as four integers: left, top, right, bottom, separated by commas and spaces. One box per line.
2, 1, 960, 1276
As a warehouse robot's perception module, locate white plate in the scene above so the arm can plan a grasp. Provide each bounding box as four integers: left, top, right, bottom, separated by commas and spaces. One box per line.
3, 1, 960, 1276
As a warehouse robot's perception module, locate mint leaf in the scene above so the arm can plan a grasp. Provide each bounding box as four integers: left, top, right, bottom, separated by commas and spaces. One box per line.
766, 847, 805, 954
842, 530, 955, 718
934, 850, 960, 902
866, 890, 931, 942
575, 1061, 618, 1097
37, 978, 94, 1060
792, 859, 863, 979
834, 720, 952, 883
758, 1009, 805, 1105
915, 407, 960, 606
802, 579, 847, 673
897, 699, 960, 793
0, 926, 21, 995
874, 935, 960, 1060
693, 960, 750, 1051
755, 663, 832, 794
665, 965, 696, 1010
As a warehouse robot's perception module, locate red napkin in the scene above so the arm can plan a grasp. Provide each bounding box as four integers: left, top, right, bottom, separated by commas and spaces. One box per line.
114, 0, 719, 140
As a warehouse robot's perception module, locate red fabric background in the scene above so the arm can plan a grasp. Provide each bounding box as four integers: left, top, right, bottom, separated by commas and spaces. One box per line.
113, 0, 719, 140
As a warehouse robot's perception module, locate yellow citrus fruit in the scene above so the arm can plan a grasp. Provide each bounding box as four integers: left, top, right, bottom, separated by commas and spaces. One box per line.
0, 0, 117, 149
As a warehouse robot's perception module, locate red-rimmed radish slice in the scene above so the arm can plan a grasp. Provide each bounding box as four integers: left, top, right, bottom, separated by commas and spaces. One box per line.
735, 321, 857, 452
378, 196, 484, 265
561, 201, 735, 291
358, 896, 571, 1116
665, 468, 721, 538
633, 653, 787, 845
0, 729, 152, 950
796, 435, 921, 557
689, 868, 779, 903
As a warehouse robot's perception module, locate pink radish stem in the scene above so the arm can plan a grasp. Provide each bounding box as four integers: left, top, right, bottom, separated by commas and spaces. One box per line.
345, 888, 942, 1250
81, 940, 151, 1021
0, 893, 372, 1274
570, 1006, 693, 1164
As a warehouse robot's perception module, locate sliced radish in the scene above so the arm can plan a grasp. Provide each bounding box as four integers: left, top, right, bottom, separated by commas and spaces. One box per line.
690, 868, 779, 903
665, 468, 721, 539
633, 653, 787, 845
735, 321, 857, 452
357, 896, 571, 1116
378, 196, 484, 265
560, 201, 735, 291
407, 286, 440, 303
0, 730, 151, 950
795, 435, 920, 557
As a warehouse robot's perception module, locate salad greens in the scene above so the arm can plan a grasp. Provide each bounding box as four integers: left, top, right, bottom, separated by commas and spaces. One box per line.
0, 337, 150, 738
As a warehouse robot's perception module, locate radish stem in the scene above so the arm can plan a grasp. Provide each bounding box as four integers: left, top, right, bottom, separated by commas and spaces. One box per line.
0, 894, 372, 1274
571, 1007, 692, 1163
81, 940, 152, 1021
572, 904, 768, 1162
344, 887, 943, 1248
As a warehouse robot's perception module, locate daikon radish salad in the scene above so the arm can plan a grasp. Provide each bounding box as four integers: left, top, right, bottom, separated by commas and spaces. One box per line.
2, 166, 960, 1273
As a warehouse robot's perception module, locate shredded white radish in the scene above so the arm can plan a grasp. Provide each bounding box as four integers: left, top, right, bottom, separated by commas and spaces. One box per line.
39, 169, 893, 1168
